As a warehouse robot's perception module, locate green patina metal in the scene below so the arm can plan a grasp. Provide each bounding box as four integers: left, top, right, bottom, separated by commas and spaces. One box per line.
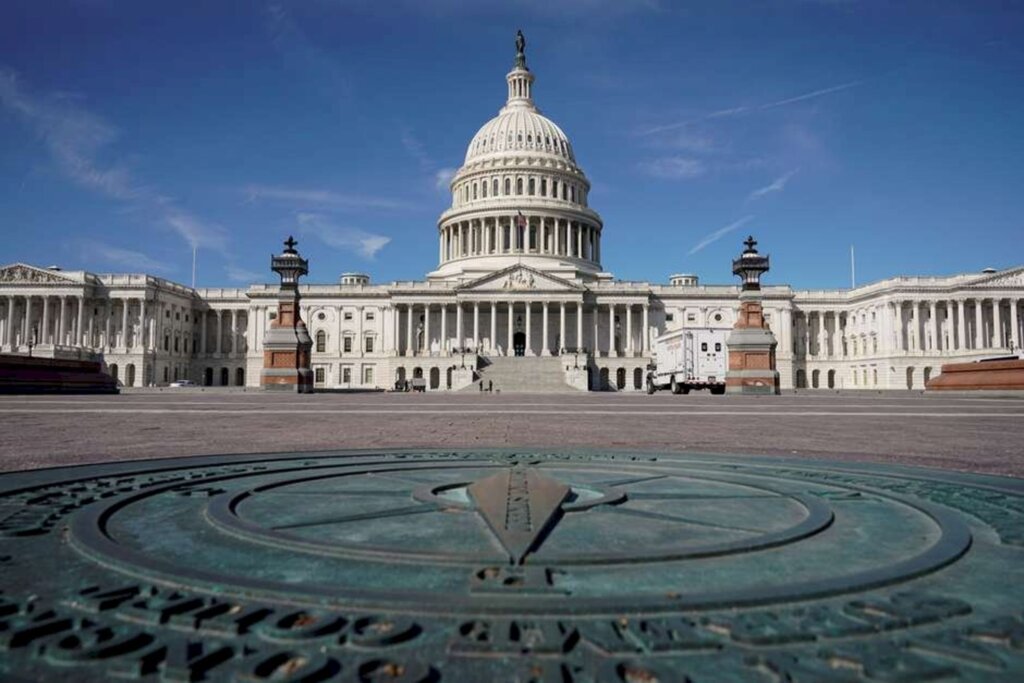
0, 449, 1022, 681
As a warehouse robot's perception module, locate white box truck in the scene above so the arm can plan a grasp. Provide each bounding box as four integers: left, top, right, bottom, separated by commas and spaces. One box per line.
646, 328, 728, 395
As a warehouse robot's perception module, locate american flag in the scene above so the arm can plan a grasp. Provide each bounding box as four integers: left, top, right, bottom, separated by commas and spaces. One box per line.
515, 211, 526, 230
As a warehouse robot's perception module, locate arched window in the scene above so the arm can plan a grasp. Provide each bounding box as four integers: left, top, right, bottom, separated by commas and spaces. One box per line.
616, 368, 626, 390
472, 183, 477, 200
633, 368, 643, 390
493, 178, 499, 195
540, 179, 547, 196
481, 182, 487, 198
316, 330, 326, 353
551, 180, 558, 198
504, 178, 511, 195
528, 178, 535, 195
236, 368, 245, 386
562, 184, 567, 200
220, 367, 229, 386
571, 185, 576, 203
516, 178, 523, 195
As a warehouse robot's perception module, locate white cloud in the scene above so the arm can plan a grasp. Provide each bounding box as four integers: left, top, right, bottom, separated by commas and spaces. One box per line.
296, 212, 391, 259
0, 67, 226, 254
243, 185, 412, 210
400, 127, 433, 171
80, 242, 169, 273
747, 168, 799, 201
688, 215, 755, 255
434, 167, 457, 191
637, 157, 706, 180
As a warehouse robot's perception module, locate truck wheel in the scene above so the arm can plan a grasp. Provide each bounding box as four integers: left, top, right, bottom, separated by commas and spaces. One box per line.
671, 378, 682, 395
646, 378, 656, 395
711, 385, 725, 395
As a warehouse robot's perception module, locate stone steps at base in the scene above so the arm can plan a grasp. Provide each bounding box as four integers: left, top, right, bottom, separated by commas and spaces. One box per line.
464, 356, 580, 393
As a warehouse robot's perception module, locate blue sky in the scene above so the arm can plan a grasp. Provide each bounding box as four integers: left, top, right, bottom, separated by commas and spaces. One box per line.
1, 1, 1021, 289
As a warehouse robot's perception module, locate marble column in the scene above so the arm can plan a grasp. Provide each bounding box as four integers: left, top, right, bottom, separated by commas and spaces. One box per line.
456, 302, 464, 351
441, 304, 448, 352
231, 309, 239, 355
608, 303, 615, 357
525, 301, 532, 356
974, 299, 983, 349
102, 300, 110, 350
140, 298, 147, 350
473, 302, 480, 351
424, 304, 431, 355
626, 305, 633, 355
40, 296, 50, 345
993, 299, 1002, 349
5, 296, 14, 349
23, 296, 33, 345
406, 304, 413, 356
215, 310, 223, 354
642, 303, 649, 354
120, 299, 130, 349
541, 302, 549, 356
490, 302, 497, 354
957, 299, 966, 351
576, 302, 583, 351
507, 301, 514, 355
559, 302, 566, 353
1011, 299, 1020, 350
929, 301, 938, 351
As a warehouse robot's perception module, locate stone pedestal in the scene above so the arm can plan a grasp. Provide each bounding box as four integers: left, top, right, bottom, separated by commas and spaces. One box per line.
725, 292, 780, 395
260, 293, 313, 393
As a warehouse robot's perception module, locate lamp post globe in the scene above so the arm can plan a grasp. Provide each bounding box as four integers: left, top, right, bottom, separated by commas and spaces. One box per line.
732, 235, 770, 291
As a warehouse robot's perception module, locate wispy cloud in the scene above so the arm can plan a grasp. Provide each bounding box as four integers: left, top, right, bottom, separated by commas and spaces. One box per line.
0, 67, 226, 255
747, 168, 799, 202
637, 156, 706, 180
79, 242, 170, 273
759, 81, 861, 111
434, 168, 457, 191
639, 80, 863, 136
264, 3, 351, 106
688, 215, 754, 255
243, 185, 413, 210
400, 127, 433, 172
296, 212, 391, 259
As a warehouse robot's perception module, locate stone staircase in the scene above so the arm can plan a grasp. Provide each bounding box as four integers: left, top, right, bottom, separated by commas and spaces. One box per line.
465, 356, 580, 393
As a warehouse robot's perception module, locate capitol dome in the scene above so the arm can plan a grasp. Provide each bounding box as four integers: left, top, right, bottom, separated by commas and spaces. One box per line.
464, 107, 576, 165
430, 34, 604, 283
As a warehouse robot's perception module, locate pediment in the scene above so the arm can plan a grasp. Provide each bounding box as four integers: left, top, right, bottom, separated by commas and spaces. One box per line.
455, 265, 585, 292
969, 267, 1024, 289
0, 263, 79, 285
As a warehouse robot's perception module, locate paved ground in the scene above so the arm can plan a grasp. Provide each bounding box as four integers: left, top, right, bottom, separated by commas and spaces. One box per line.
1, 389, 1022, 477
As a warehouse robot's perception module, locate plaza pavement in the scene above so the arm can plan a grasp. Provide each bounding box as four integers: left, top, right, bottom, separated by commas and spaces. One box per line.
0, 389, 1022, 477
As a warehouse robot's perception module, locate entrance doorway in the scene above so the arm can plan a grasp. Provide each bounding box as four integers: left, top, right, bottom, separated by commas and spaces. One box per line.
513, 332, 526, 356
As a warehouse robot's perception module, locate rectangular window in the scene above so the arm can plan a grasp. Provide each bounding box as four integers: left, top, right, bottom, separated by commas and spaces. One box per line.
365, 311, 375, 321
363, 366, 374, 384
364, 336, 374, 353
342, 367, 351, 383
314, 367, 325, 383
344, 311, 353, 321
701, 342, 708, 352
343, 337, 353, 353
686, 314, 696, 322
665, 313, 674, 322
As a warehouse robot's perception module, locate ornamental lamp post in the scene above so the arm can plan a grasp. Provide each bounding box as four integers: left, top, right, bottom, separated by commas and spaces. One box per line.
724, 235, 780, 395
260, 236, 314, 393
732, 235, 770, 291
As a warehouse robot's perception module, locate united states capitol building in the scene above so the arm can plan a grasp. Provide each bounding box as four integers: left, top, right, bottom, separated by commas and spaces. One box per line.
2, 40, 1022, 392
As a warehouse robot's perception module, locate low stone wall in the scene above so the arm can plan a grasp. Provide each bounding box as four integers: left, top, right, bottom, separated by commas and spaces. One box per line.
0, 354, 118, 394
925, 357, 1024, 391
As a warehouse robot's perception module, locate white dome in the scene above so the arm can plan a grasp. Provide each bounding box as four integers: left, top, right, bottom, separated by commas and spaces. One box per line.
465, 108, 575, 164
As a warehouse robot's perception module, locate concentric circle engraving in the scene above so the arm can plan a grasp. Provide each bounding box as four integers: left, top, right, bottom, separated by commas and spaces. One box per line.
1, 449, 1022, 681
